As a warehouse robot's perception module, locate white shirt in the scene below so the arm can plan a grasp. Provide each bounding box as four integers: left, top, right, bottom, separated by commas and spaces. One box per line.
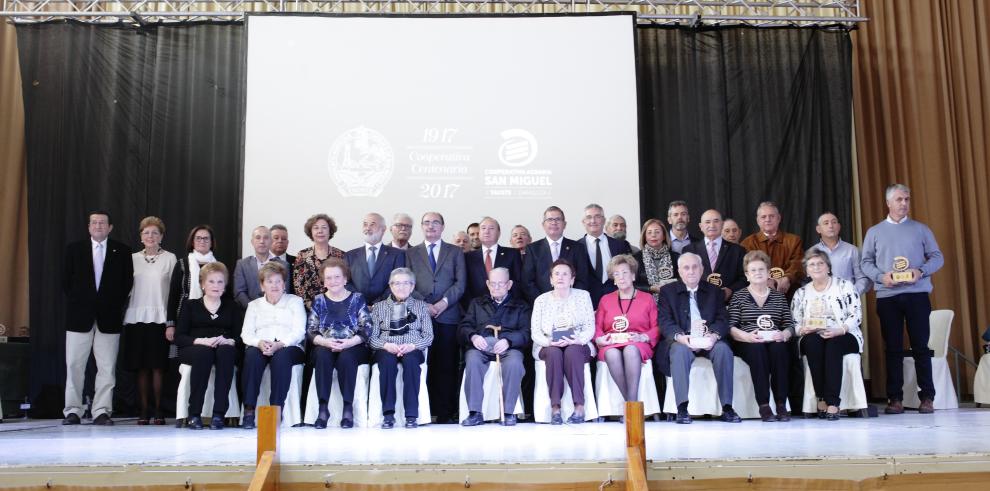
584, 234, 612, 283
391, 241, 409, 250
885, 215, 909, 225
256, 253, 278, 270
366, 241, 383, 260
91, 237, 108, 262
425, 240, 441, 264
241, 293, 307, 349
547, 238, 563, 261
482, 244, 500, 263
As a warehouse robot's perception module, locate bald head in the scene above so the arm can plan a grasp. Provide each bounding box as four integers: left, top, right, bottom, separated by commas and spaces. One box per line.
699, 209, 723, 240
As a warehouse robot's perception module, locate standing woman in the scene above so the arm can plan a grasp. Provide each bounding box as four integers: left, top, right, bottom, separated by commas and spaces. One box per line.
241, 262, 307, 429
531, 259, 596, 425
308, 258, 372, 429
634, 218, 679, 303
123, 216, 177, 425
168, 225, 220, 334
293, 214, 345, 310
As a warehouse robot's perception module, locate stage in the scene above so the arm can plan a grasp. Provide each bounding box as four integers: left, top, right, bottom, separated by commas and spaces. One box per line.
2, 408, 990, 488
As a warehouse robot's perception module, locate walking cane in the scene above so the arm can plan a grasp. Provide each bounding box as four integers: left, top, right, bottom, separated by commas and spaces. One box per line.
489, 324, 506, 424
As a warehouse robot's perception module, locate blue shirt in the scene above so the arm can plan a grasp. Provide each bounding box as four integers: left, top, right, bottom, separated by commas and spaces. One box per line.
810, 239, 872, 295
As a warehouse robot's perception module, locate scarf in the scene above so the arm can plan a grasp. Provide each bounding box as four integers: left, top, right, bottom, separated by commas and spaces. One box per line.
642, 244, 674, 302
187, 251, 217, 300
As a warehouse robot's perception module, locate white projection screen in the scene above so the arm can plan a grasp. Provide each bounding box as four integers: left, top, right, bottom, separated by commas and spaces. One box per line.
242, 14, 641, 255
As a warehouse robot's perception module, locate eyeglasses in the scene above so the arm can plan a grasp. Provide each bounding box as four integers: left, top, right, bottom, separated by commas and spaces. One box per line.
488, 281, 511, 288
392, 224, 412, 230
543, 217, 563, 223
194, 236, 212, 242
422, 220, 443, 226
390, 281, 414, 287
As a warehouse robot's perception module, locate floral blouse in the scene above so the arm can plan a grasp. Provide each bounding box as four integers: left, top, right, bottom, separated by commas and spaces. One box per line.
292, 245, 345, 310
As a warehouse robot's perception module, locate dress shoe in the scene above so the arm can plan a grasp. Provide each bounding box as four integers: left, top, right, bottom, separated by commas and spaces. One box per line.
719, 407, 742, 423
153, 417, 166, 426
884, 400, 904, 414
313, 416, 328, 429
566, 413, 585, 424
825, 407, 840, 421
382, 415, 395, 429
500, 414, 518, 426
340, 417, 354, 429
209, 416, 224, 430
62, 413, 81, 425
460, 412, 485, 427
137, 417, 150, 426
188, 416, 204, 430
919, 399, 935, 414
675, 409, 692, 425
775, 404, 791, 422
241, 414, 256, 430
92, 414, 115, 426
550, 413, 563, 425
404, 417, 418, 428
758, 404, 775, 422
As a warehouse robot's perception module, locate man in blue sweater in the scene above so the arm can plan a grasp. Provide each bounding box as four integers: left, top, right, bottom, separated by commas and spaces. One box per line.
861, 184, 944, 414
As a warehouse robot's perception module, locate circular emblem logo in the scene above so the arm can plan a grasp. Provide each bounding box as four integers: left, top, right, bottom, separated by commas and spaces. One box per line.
769, 267, 785, 280
0, 323, 6, 336
892, 256, 909, 272
658, 265, 674, 279
611, 315, 629, 332
756, 315, 775, 331
327, 126, 394, 197
707, 273, 723, 287
498, 129, 539, 167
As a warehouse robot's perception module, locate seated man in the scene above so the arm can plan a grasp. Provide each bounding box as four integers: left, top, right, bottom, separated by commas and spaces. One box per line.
655, 252, 741, 424
458, 267, 530, 426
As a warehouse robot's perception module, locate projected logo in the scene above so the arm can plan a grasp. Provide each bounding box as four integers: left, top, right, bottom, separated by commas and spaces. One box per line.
327, 126, 395, 197
498, 129, 538, 167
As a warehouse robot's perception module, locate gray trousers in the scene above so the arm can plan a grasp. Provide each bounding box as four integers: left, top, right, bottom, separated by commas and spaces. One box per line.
463, 348, 524, 414
669, 340, 733, 407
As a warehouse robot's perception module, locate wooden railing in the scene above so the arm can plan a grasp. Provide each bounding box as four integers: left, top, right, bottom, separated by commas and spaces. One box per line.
624, 401, 648, 491
247, 406, 280, 491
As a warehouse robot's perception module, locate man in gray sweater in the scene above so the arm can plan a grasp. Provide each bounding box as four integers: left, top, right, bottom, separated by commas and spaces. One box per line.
861, 184, 944, 414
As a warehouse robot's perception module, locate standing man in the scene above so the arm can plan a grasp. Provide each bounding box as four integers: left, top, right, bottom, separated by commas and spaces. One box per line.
740, 201, 804, 296
509, 225, 533, 254
406, 212, 467, 423
345, 212, 406, 305
861, 184, 943, 414
607, 214, 639, 254
389, 213, 414, 250
269, 224, 295, 293
466, 223, 482, 251
581, 203, 632, 308
464, 217, 523, 305
453, 231, 472, 253
667, 201, 698, 254
233, 226, 286, 309
810, 212, 872, 295
62, 211, 133, 425
721, 218, 742, 244
683, 210, 747, 302
522, 206, 590, 303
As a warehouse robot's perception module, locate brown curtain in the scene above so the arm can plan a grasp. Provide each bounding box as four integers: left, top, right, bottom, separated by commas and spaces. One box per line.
853, 0, 990, 396
0, 19, 30, 336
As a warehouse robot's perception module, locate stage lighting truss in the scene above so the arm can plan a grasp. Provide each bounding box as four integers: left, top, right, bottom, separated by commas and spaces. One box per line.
0, 0, 864, 26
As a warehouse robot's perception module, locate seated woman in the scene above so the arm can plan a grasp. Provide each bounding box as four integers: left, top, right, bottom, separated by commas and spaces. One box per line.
791, 249, 863, 421
174, 262, 241, 430
634, 218, 679, 303
531, 259, 595, 425
368, 268, 434, 429
307, 258, 372, 429
240, 262, 307, 429
595, 255, 659, 404
728, 251, 794, 422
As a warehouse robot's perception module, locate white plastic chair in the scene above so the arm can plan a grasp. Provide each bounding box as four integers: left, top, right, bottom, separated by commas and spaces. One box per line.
903, 309, 958, 409
457, 361, 524, 422
801, 354, 868, 413
367, 350, 431, 427
594, 359, 661, 418
974, 354, 990, 406
240, 363, 304, 427
302, 364, 371, 427
663, 357, 724, 416
732, 356, 788, 419
533, 359, 598, 423
175, 364, 240, 427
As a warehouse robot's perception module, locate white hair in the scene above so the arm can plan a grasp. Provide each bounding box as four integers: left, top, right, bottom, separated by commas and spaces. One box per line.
677, 252, 702, 268
885, 183, 911, 201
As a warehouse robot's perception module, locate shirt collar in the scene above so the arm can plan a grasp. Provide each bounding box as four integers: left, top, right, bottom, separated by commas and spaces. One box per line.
483, 244, 499, 255
366, 241, 382, 251
886, 215, 909, 224
91, 237, 108, 249
704, 236, 722, 248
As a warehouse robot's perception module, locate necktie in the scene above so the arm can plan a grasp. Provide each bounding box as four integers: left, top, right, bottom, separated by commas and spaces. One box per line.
368, 245, 377, 276
551, 241, 560, 262
93, 242, 104, 290
708, 241, 718, 269
594, 238, 603, 283
689, 290, 701, 323
428, 243, 437, 272
484, 248, 493, 274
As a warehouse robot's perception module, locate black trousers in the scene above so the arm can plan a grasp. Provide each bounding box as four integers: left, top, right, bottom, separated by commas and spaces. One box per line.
376, 349, 425, 418
877, 293, 934, 401
242, 345, 305, 408
311, 344, 370, 404
179, 344, 237, 417
734, 340, 791, 406
426, 321, 459, 421
800, 333, 859, 407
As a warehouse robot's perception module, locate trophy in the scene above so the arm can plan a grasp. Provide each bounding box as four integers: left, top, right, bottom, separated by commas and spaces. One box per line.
707, 273, 723, 287
688, 319, 713, 350
756, 315, 777, 341
805, 298, 828, 331
552, 310, 575, 342
769, 267, 786, 280
891, 256, 913, 283
609, 314, 631, 344
658, 264, 674, 280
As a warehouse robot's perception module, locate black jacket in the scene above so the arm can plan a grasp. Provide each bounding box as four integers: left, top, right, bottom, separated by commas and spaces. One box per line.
457, 293, 531, 350
62, 238, 133, 333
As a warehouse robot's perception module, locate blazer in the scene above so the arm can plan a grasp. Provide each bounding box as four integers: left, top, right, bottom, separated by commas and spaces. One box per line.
62, 238, 133, 333
579, 234, 633, 308
682, 239, 748, 293
345, 244, 406, 305
233, 256, 290, 310
406, 241, 467, 324
463, 245, 523, 307
654, 281, 729, 375
457, 294, 531, 350
521, 237, 590, 303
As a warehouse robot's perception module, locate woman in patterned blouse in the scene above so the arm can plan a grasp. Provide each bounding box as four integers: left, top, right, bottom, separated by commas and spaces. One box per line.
634, 218, 679, 303
791, 249, 864, 421
293, 213, 346, 310
728, 250, 794, 422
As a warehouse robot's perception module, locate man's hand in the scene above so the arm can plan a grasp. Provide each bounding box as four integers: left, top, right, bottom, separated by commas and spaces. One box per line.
429, 298, 449, 318
775, 276, 791, 293
471, 335, 489, 351
491, 339, 510, 355
881, 272, 895, 288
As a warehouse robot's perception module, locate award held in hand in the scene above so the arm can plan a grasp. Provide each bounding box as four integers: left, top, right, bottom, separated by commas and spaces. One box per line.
688, 319, 713, 350
891, 256, 913, 283
552, 310, 575, 342
756, 315, 777, 341
707, 273, 723, 287
805, 298, 828, 331
769, 267, 786, 281
609, 315, 631, 344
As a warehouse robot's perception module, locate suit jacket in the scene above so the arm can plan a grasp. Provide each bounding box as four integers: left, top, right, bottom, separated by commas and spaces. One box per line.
579, 234, 633, 308
463, 245, 523, 307
62, 238, 134, 333
654, 281, 728, 375
345, 243, 406, 305
521, 237, 589, 303
284, 253, 296, 294
406, 241, 467, 324
457, 294, 531, 350
683, 239, 748, 294
233, 256, 290, 310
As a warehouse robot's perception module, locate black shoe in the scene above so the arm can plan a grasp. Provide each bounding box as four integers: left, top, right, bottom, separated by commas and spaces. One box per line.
188, 416, 204, 430
775, 404, 791, 422
340, 417, 354, 429
719, 407, 742, 423
92, 414, 115, 426
500, 414, 518, 426
675, 409, 692, 424
382, 415, 395, 429
210, 416, 224, 430
241, 414, 256, 430
758, 405, 776, 423
550, 413, 563, 425
404, 417, 418, 428
566, 413, 585, 424
62, 413, 81, 425
461, 412, 485, 427
313, 416, 328, 429
825, 406, 841, 421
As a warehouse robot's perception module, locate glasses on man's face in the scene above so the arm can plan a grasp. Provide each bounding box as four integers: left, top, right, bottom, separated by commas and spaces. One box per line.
393, 224, 412, 230
390, 281, 414, 287
488, 281, 511, 288
543, 217, 563, 224
422, 220, 442, 227
194, 236, 212, 242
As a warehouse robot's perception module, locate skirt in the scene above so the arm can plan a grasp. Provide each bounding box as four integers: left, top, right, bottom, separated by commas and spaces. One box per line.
123, 323, 169, 370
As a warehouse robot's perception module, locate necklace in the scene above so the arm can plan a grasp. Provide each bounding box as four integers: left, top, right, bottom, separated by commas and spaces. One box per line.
204, 298, 221, 320
142, 247, 161, 264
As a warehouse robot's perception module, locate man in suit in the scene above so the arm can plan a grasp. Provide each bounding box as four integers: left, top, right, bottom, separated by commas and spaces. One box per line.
580, 204, 632, 308
406, 211, 467, 423
683, 209, 748, 302
234, 226, 288, 309
345, 212, 406, 305
389, 213, 413, 250
668, 200, 700, 254
655, 252, 741, 424
522, 206, 590, 303
62, 211, 134, 426
463, 217, 522, 307
270, 224, 295, 294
